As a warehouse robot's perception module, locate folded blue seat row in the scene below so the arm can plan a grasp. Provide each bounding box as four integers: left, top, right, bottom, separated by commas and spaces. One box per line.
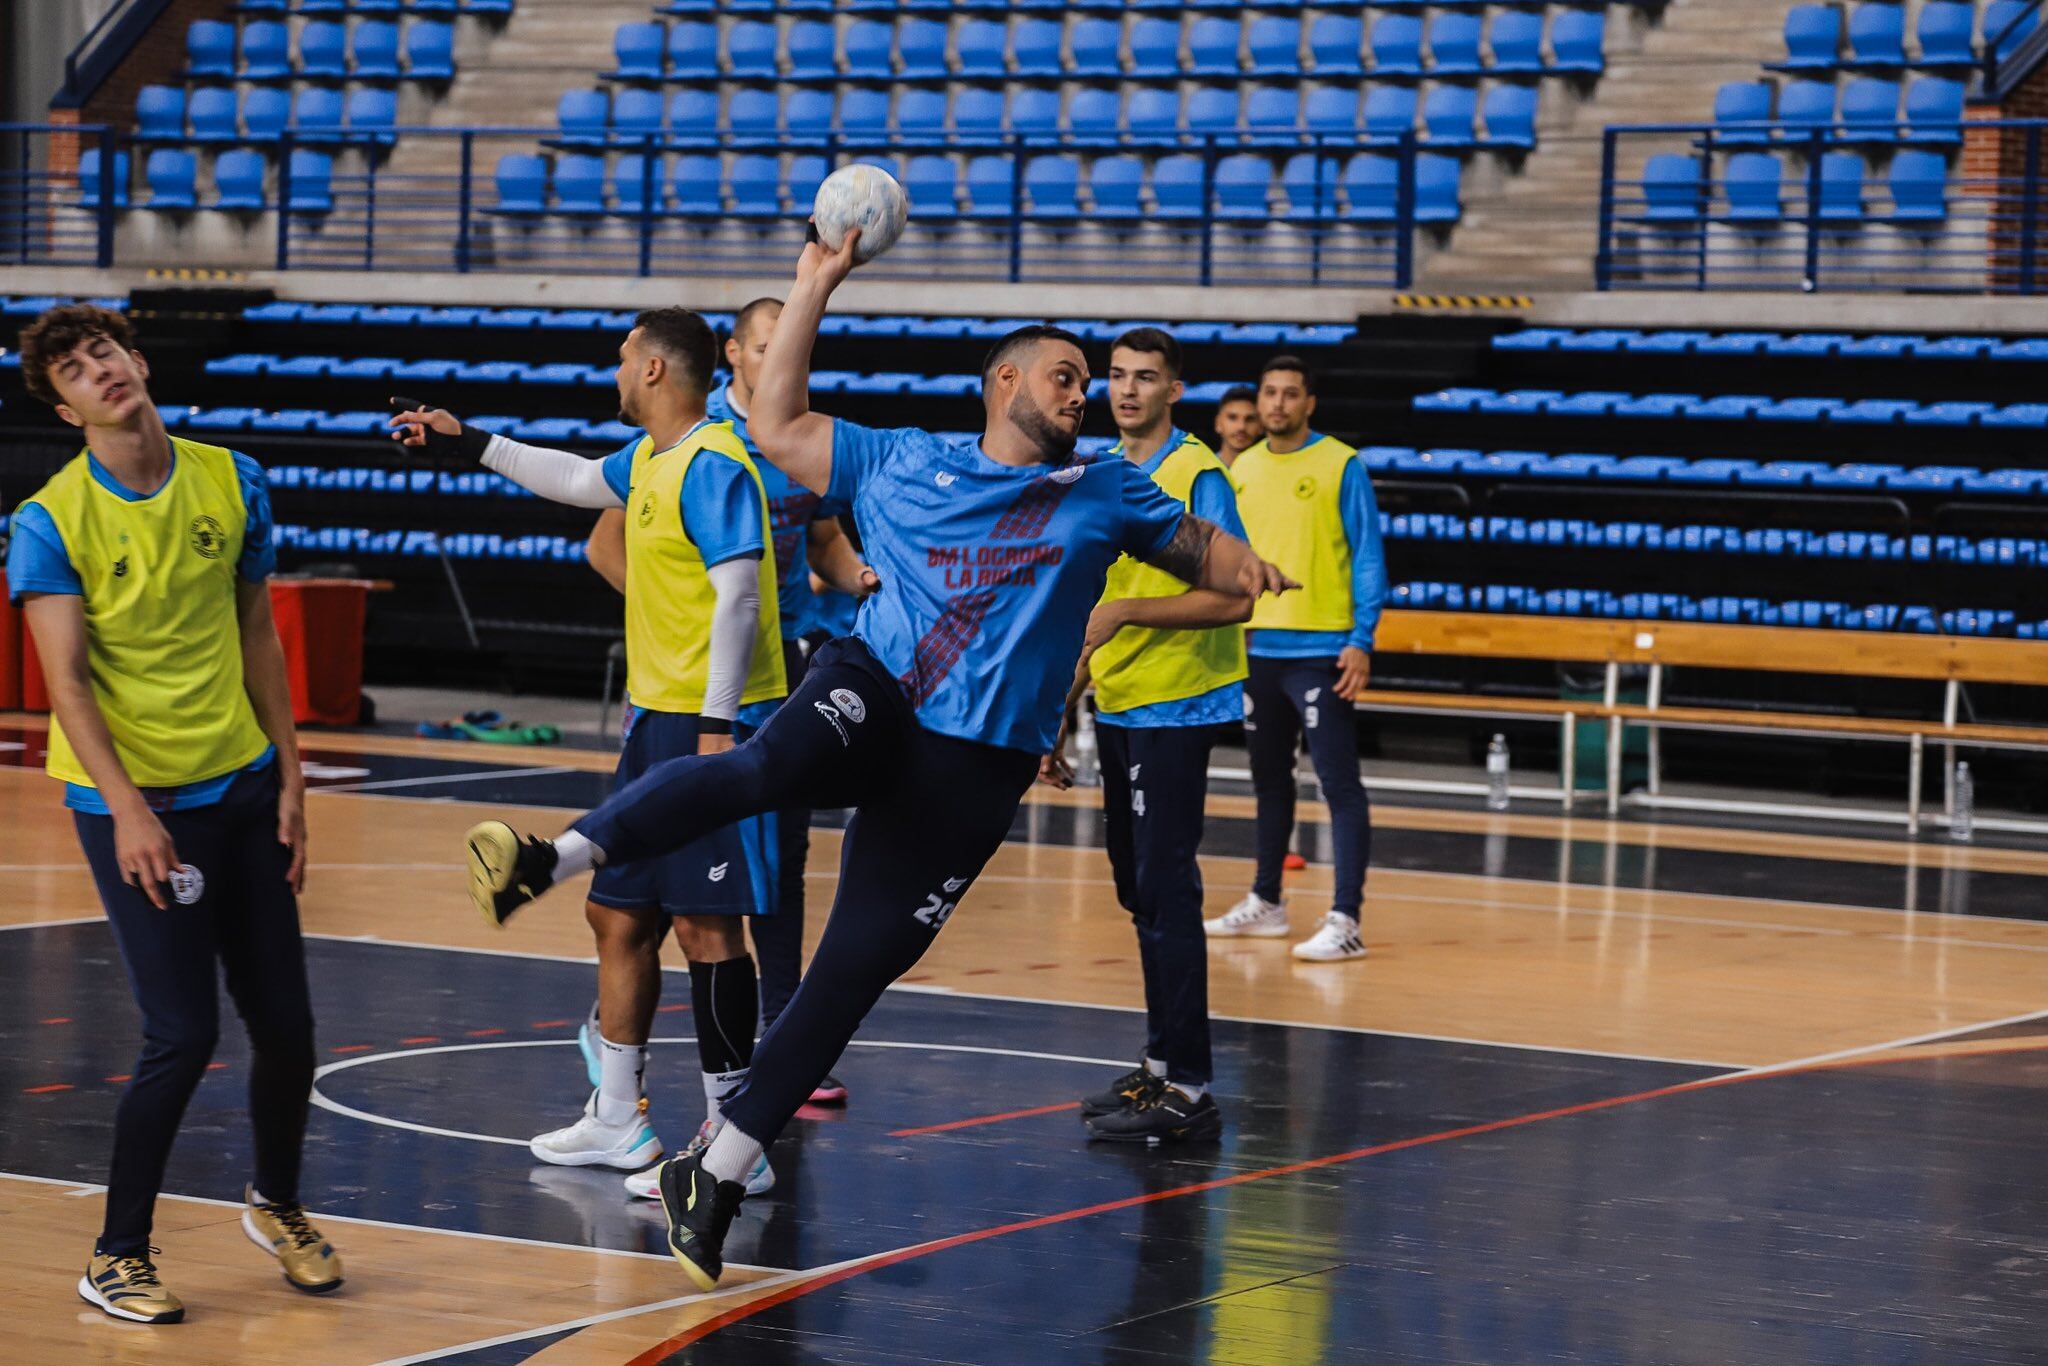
275, 525, 586, 560
1494, 328, 2048, 361
1391, 581, 2030, 635
1357, 446, 2048, 495
1415, 388, 2048, 429
1386, 513, 2048, 566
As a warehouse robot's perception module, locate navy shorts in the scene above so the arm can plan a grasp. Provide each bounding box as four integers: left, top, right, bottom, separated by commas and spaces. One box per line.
587, 707, 779, 918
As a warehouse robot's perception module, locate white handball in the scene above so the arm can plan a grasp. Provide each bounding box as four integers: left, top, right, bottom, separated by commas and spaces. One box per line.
813, 164, 909, 263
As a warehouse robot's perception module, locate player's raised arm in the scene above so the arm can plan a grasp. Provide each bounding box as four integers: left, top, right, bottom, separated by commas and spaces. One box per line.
747, 229, 861, 497
1144, 515, 1299, 601
388, 398, 625, 510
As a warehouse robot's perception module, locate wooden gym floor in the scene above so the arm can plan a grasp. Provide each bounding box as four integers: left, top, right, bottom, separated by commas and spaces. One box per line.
2, 715, 2045, 1363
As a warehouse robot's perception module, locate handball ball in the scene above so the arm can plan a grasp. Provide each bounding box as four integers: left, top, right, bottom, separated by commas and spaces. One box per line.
814, 164, 909, 263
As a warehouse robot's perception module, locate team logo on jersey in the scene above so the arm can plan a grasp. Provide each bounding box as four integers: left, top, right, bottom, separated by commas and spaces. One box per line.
637, 492, 657, 528
829, 689, 866, 723
708, 862, 729, 883
1294, 477, 1318, 500
935, 472, 957, 488
111, 556, 129, 578
188, 515, 226, 559
1049, 465, 1086, 485
942, 876, 967, 894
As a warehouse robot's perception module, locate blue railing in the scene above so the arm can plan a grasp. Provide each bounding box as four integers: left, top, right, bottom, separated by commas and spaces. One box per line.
0, 124, 1420, 288
1595, 120, 2048, 294
1, 124, 122, 268
1982, 1, 2048, 99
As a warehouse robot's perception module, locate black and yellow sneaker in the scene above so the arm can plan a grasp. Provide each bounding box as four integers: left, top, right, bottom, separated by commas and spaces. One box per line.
1085, 1086, 1223, 1145
78, 1248, 184, 1324
1079, 1065, 1166, 1119
464, 820, 557, 927
242, 1187, 344, 1293
656, 1153, 746, 1292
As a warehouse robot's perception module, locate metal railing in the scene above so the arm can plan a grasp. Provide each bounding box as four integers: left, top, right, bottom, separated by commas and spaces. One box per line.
1596, 120, 2048, 294
0, 124, 121, 268
1981, 1, 2047, 99
2, 124, 1421, 288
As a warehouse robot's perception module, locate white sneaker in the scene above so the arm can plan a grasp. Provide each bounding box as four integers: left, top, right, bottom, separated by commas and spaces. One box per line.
623, 1119, 774, 1198
1291, 912, 1368, 962
1204, 893, 1290, 938
529, 1091, 663, 1169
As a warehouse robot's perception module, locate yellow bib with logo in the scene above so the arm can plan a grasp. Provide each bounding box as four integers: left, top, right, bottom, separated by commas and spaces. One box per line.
1233, 434, 1360, 634
1091, 434, 1250, 715
25, 437, 271, 790
622, 421, 787, 712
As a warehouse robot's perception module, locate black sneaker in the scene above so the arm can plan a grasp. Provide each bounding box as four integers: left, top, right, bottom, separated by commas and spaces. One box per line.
1085, 1087, 1223, 1145
1079, 1065, 1165, 1119
655, 1153, 746, 1291
464, 821, 558, 927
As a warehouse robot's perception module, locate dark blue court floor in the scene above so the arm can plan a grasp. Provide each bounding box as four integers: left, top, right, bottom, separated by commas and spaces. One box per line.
6, 925, 2047, 1363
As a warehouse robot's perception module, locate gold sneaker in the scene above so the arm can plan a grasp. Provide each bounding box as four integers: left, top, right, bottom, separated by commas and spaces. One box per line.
78, 1248, 185, 1323
242, 1187, 344, 1294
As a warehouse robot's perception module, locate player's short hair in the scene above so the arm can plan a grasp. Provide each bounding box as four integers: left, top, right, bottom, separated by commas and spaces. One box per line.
18, 303, 135, 407
1109, 326, 1182, 380
731, 297, 783, 346
1218, 384, 1259, 409
1259, 355, 1315, 396
631, 307, 718, 396
981, 323, 1086, 384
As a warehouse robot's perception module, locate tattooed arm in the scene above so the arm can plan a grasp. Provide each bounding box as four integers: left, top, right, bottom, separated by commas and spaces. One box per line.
1141, 515, 1298, 601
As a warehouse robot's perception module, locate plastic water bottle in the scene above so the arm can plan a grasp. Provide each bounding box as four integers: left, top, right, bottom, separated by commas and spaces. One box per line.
1485, 734, 1511, 811
1952, 761, 1974, 844
1071, 705, 1101, 788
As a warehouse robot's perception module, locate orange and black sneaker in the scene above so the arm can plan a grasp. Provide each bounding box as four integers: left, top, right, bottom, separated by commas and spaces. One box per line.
78, 1247, 184, 1324
1079, 1065, 1166, 1119
1085, 1086, 1223, 1146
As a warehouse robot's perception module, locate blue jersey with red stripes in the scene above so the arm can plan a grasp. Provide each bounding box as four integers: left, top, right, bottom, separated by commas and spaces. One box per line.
828, 420, 1187, 754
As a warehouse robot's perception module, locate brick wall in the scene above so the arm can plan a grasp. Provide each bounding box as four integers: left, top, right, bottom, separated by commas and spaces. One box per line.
51, 0, 238, 172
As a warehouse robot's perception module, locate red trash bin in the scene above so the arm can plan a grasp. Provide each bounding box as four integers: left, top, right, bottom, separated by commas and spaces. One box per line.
0, 572, 20, 711
269, 577, 373, 726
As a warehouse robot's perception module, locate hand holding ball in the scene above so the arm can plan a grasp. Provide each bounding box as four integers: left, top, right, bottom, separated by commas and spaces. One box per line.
813, 164, 909, 264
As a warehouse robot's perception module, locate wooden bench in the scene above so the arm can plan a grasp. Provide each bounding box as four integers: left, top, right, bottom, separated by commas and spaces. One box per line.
1364, 611, 2048, 833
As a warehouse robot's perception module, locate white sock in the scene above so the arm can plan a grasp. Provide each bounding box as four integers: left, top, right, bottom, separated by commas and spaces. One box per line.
701, 1122, 764, 1186
1167, 1081, 1208, 1102
594, 1034, 646, 1127
701, 1067, 748, 1125
1142, 1056, 1167, 1078
554, 830, 603, 876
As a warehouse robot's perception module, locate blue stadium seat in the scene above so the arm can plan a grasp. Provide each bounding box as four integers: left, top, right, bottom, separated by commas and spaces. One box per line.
1481, 85, 1539, 150
1641, 155, 1702, 221
1889, 149, 1949, 223
663, 88, 716, 145
1776, 5, 1843, 70
837, 88, 889, 139
1070, 18, 1122, 78
964, 154, 1015, 218
552, 153, 606, 213
1724, 152, 1783, 223
954, 19, 1006, 78
285, 149, 334, 213
612, 86, 664, 141
407, 21, 456, 79
726, 20, 777, 79
188, 87, 239, 142
557, 90, 609, 145
727, 88, 777, 141
1343, 152, 1401, 222
1152, 155, 1205, 219
1550, 10, 1606, 74
1846, 2, 1907, 68
1839, 77, 1902, 141
1364, 85, 1418, 142
1130, 18, 1182, 79
897, 18, 948, 80
291, 86, 345, 143
1026, 155, 1082, 218
612, 153, 664, 213
1714, 82, 1775, 145
1247, 15, 1302, 76
353, 20, 402, 80
670, 154, 723, 214
785, 88, 833, 140
1215, 154, 1273, 219
237, 20, 290, 80
903, 154, 957, 215
951, 86, 1004, 139
1489, 10, 1546, 75
135, 85, 186, 140
1832, 398, 1917, 423
345, 87, 397, 146
1903, 77, 1966, 146
842, 20, 892, 79
299, 21, 349, 79
666, 22, 716, 80
187, 20, 237, 78
1068, 87, 1120, 142
1818, 151, 1868, 222
786, 20, 836, 79
1422, 85, 1478, 148
1243, 87, 1300, 144
727, 153, 780, 216
146, 149, 198, 209
213, 148, 267, 209
786, 153, 828, 210
1985, 402, 2048, 428
1011, 19, 1062, 79
894, 87, 944, 139
1776, 78, 1837, 137
245, 87, 292, 142
1126, 88, 1178, 138
1308, 15, 1364, 76
1371, 14, 1425, 78
1089, 155, 1144, 218
1305, 86, 1361, 139
1184, 87, 1237, 139
1915, 2, 1977, 66
1283, 152, 1336, 218
1187, 18, 1242, 77
1429, 13, 1484, 76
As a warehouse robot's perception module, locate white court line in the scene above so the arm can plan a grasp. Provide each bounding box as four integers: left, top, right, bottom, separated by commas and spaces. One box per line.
312, 765, 580, 795
1724, 1005, 2048, 1079
0, 915, 101, 932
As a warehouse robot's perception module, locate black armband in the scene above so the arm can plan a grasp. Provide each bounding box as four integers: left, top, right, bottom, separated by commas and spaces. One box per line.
698, 717, 735, 736
390, 395, 491, 462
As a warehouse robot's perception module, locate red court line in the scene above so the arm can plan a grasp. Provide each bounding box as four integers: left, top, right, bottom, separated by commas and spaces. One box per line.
531, 1019, 573, 1028
889, 1101, 1081, 1138
206, 1062, 227, 1071
465, 1028, 506, 1038
24, 1084, 72, 1094
104, 1075, 130, 1084
41, 1017, 71, 1025
627, 1040, 2048, 1364
330, 1045, 373, 1055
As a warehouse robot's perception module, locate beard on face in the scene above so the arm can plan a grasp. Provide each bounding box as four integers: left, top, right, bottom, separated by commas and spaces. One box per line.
1008, 387, 1079, 461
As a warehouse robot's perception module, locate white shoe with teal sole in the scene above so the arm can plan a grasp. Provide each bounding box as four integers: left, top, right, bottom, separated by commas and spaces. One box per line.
530, 1091, 662, 1169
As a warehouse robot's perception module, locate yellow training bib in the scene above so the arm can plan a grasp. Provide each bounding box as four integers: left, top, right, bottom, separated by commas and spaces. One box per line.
24, 437, 271, 791
1232, 433, 1360, 634
1091, 433, 1249, 715
621, 421, 787, 713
